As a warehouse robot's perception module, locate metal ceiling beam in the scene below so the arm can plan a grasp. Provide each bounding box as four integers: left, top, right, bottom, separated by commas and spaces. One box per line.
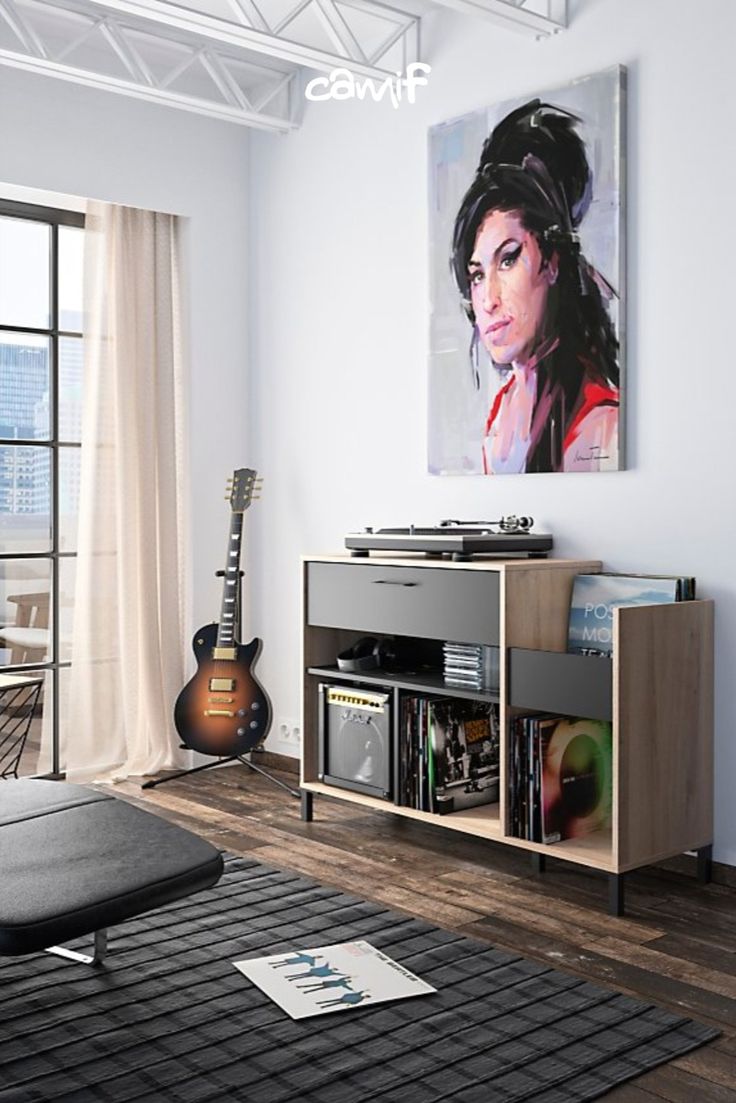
0, 0, 564, 136
0, 0, 421, 131
0, 0, 47, 55
200, 46, 251, 109
226, 0, 269, 34
99, 18, 154, 82
312, 0, 366, 62
427, 0, 566, 37
78, 0, 418, 77
0, 45, 297, 129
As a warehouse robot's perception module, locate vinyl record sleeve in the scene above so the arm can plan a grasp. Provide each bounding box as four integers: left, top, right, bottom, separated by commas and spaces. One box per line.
541, 717, 613, 839
234, 940, 436, 1019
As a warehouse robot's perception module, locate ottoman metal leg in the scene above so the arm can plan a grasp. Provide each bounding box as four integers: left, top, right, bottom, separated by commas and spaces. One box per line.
47, 929, 108, 966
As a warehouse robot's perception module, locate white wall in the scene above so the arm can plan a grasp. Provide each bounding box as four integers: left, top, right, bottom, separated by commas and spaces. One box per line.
0, 66, 250, 639
248, 0, 736, 863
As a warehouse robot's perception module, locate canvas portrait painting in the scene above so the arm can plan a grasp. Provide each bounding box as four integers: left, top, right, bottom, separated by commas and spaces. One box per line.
428, 66, 625, 475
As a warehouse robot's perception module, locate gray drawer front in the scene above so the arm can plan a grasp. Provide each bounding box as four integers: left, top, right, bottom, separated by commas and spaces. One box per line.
307, 562, 499, 644
509, 648, 612, 721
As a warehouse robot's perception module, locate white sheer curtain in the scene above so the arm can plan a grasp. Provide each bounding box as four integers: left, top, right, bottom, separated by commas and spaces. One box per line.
66, 201, 190, 781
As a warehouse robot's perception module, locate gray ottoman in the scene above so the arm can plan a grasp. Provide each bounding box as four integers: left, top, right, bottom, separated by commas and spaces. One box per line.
0, 778, 223, 964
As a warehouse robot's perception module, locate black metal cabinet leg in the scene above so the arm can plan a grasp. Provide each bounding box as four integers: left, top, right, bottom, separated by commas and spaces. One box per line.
697, 844, 713, 884
531, 853, 546, 874
608, 873, 625, 917
301, 790, 314, 822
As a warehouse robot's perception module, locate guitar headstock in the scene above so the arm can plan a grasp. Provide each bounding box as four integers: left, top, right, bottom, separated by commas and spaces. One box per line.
226, 468, 262, 513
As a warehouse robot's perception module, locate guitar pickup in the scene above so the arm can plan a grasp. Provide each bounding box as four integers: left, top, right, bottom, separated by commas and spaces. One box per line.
209, 677, 235, 692
212, 647, 237, 661
204, 709, 235, 717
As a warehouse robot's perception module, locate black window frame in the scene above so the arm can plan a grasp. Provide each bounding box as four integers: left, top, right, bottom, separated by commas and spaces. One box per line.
0, 196, 85, 777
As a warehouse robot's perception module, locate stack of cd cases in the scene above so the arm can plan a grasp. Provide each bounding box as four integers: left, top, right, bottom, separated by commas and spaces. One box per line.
442, 643, 499, 693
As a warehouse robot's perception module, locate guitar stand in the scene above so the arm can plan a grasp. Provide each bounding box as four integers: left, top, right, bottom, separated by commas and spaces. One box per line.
142, 567, 301, 801
141, 748, 301, 798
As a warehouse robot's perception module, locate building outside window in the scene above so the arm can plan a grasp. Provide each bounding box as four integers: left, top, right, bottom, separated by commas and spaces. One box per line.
0, 198, 84, 776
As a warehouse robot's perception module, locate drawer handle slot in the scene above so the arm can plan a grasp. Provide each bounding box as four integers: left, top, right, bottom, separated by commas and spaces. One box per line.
372, 580, 418, 587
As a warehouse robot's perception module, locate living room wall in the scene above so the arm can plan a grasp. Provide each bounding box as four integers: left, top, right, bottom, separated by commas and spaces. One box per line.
248, 0, 736, 863
0, 66, 251, 655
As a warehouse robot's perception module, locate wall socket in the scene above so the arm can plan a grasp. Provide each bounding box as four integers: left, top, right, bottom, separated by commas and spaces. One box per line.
277, 719, 301, 746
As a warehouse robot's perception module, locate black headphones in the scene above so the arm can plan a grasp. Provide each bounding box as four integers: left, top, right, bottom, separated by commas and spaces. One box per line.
337, 637, 385, 673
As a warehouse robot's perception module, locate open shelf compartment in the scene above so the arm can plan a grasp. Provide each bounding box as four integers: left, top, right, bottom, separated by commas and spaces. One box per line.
307, 666, 499, 704
300, 780, 503, 840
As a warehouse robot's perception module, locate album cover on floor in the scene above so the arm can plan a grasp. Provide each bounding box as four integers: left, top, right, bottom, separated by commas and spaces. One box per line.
233, 940, 436, 1019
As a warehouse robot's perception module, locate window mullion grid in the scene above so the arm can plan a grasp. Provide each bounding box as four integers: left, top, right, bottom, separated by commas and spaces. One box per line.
50, 220, 61, 776
1, 202, 83, 778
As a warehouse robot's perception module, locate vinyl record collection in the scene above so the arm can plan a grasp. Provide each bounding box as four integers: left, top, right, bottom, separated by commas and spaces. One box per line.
399, 697, 499, 815
508, 714, 613, 843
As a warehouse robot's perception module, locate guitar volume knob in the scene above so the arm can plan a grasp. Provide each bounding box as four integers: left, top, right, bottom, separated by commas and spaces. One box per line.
237, 709, 246, 717
237, 727, 246, 736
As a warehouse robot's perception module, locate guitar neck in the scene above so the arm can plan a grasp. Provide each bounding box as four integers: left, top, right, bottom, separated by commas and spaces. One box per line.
217, 511, 244, 647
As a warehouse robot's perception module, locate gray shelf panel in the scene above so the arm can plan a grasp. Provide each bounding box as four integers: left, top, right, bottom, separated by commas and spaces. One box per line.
509, 648, 612, 721
307, 666, 500, 704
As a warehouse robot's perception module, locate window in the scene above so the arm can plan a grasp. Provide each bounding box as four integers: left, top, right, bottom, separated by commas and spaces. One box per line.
0, 198, 85, 776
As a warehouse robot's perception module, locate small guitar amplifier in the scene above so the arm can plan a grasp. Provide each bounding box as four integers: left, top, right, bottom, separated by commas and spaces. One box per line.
318, 683, 392, 800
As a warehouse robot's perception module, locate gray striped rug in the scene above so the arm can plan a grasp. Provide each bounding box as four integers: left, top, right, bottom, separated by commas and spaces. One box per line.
0, 856, 718, 1102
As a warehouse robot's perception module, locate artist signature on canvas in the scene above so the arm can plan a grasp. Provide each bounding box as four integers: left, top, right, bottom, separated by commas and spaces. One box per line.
305, 64, 431, 108
574, 445, 610, 464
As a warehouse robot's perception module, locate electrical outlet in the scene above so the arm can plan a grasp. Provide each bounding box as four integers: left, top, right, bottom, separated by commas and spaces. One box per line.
277, 719, 301, 746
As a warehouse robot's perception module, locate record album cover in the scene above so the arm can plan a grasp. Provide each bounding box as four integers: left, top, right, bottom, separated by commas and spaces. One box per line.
568, 574, 681, 657
429, 699, 500, 814
233, 941, 436, 1019
541, 717, 613, 840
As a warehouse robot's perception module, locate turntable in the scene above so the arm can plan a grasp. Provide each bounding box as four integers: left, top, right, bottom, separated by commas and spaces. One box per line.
345, 516, 553, 560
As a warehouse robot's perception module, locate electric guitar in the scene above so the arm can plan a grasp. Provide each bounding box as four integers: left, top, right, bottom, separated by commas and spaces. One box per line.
174, 468, 271, 757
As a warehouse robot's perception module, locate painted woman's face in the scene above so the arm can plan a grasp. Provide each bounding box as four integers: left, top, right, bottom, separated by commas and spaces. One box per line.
468, 209, 557, 367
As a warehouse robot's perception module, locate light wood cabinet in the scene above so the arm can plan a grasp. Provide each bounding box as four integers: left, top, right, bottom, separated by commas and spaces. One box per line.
299, 555, 714, 915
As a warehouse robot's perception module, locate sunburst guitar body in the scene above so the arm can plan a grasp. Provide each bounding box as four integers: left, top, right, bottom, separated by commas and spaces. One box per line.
174, 625, 271, 756
174, 467, 271, 757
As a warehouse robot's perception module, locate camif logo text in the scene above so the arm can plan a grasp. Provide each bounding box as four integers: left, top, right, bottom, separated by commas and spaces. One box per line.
305, 63, 431, 109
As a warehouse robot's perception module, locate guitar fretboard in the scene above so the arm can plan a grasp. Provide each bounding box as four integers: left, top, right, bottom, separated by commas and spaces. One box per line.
217, 511, 244, 647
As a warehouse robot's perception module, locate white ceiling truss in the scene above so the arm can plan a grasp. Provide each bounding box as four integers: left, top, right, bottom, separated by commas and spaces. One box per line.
431, 0, 566, 38
0, 0, 567, 132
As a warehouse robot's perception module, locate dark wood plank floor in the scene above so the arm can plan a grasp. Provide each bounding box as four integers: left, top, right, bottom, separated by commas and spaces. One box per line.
114, 758, 736, 1102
